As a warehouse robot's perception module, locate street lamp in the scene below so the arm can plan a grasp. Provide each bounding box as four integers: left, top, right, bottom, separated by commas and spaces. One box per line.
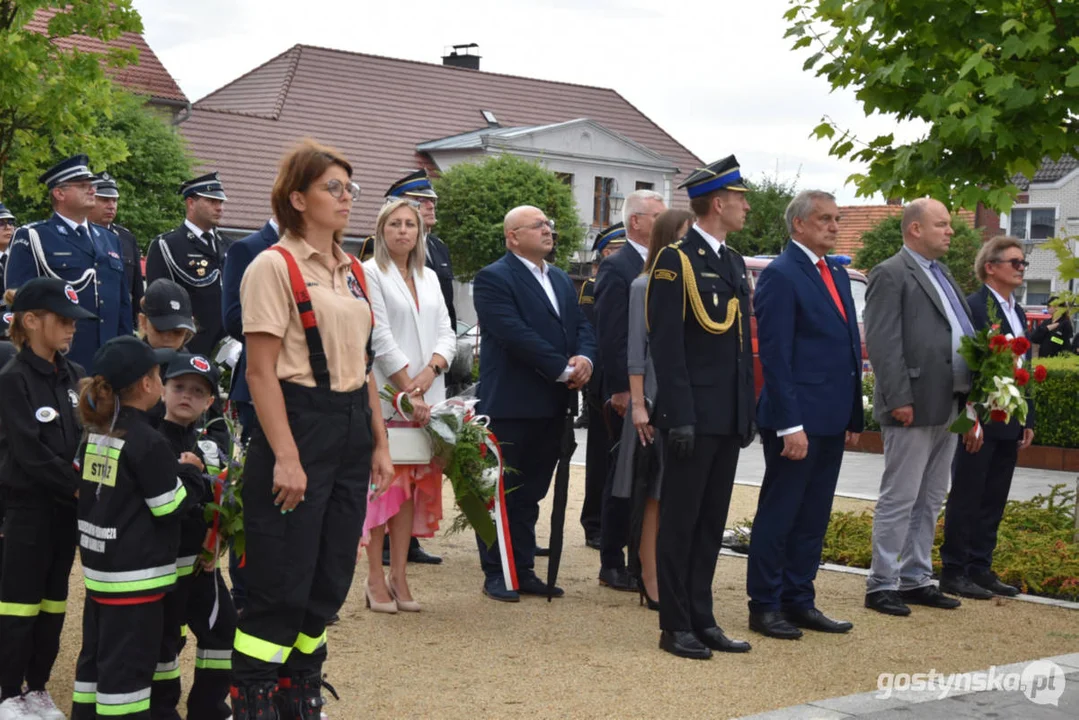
610, 191, 625, 216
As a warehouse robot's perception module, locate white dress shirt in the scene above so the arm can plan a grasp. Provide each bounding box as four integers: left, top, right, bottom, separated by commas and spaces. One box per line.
628, 238, 649, 261
692, 222, 725, 256
988, 285, 1024, 339
184, 219, 215, 245
55, 212, 90, 236
511, 252, 592, 382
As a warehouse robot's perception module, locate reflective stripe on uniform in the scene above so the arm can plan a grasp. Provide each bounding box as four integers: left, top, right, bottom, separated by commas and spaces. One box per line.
40, 598, 66, 614
293, 630, 327, 655
153, 658, 181, 681
0, 601, 40, 617
86, 434, 125, 451
176, 555, 198, 578
194, 648, 232, 670
83, 564, 177, 594
180, 624, 188, 638
234, 629, 291, 664
95, 687, 151, 716
73, 681, 97, 705
145, 479, 188, 517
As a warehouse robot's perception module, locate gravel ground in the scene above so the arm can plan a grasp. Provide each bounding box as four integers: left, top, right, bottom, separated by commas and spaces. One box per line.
46, 467, 1079, 719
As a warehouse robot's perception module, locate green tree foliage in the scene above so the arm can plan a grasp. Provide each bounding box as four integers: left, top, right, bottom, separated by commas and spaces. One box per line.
727, 173, 797, 257
0, 1, 142, 204
433, 155, 584, 281
853, 214, 982, 295
786, 1, 1079, 212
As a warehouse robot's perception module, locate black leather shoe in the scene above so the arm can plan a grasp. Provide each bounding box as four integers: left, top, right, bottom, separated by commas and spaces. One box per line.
971, 572, 1020, 597
535, 546, 550, 557
749, 611, 803, 639
517, 572, 564, 597
585, 534, 601, 550
865, 590, 912, 616
326, 612, 340, 626
598, 567, 637, 592
697, 626, 751, 653
940, 575, 993, 600
482, 576, 519, 603
407, 543, 443, 565
899, 585, 962, 609
659, 630, 712, 660
783, 607, 852, 634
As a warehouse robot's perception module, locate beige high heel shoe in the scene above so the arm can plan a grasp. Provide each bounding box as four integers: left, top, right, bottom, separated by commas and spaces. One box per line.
389, 580, 421, 612
365, 580, 398, 614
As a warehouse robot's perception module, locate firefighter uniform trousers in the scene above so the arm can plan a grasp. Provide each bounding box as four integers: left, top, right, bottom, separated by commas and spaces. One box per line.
0, 497, 77, 694
153, 566, 236, 718
72, 597, 163, 719
233, 382, 372, 684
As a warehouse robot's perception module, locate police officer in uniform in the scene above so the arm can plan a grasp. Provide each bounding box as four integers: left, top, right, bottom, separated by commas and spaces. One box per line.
578, 222, 625, 550
4, 154, 133, 370
89, 173, 144, 328
146, 173, 229, 357
648, 156, 755, 660
0, 203, 16, 287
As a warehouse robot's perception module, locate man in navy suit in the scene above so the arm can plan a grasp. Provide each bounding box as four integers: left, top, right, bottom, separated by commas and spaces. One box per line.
940, 236, 1035, 599
594, 191, 666, 591
747, 190, 863, 640
474, 205, 596, 602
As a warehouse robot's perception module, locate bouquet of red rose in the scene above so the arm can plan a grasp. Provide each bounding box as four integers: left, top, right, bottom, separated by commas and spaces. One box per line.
950, 303, 1048, 433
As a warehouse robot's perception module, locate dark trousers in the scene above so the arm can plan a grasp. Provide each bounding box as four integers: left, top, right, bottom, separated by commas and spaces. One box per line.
73, 597, 163, 719
657, 433, 740, 632
0, 497, 76, 695
580, 395, 608, 539
600, 412, 630, 570
746, 430, 845, 613
941, 434, 1019, 578
477, 418, 562, 578
233, 383, 371, 685
231, 400, 256, 610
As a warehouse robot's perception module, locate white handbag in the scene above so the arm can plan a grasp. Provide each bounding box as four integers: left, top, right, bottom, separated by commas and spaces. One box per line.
386, 422, 433, 465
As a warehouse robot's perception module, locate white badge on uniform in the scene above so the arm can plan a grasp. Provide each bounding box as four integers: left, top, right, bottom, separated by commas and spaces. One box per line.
68, 389, 79, 407
36, 406, 58, 423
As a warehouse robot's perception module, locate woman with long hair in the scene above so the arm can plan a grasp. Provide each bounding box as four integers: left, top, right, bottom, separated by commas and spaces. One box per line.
359, 198, 455, 613
231, 140, 393, 718
612, 208, 695, 609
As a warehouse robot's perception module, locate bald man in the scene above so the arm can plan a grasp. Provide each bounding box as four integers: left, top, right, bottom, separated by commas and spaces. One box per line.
863, 198, 982, 617
472, 206, 596, 602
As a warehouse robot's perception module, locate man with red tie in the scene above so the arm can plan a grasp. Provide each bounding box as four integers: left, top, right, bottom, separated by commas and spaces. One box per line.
746, 190, 863, 639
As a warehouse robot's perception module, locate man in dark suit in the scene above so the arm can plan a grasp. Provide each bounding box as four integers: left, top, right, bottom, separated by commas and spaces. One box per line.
146, 172, 229, 357
864, 198, 983, 617
747, 190, 863, 639
941, 236, 1035, 599
474, 205, 596, 602
89, 173, 144, 328
594, 191, 666, 591
578, 223, 626, 550
648, 156, 755, 659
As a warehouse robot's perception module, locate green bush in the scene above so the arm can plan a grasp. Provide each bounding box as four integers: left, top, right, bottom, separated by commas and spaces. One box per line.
818, 485, 1079, 601
861, 372, 880, 431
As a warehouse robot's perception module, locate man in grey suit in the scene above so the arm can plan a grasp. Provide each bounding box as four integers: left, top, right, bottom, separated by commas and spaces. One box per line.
863, 198, 983, 616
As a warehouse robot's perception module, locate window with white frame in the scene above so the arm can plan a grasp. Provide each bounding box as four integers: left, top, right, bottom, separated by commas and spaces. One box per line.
1024, 280, 1052, 306
1008, 207, 1056, 241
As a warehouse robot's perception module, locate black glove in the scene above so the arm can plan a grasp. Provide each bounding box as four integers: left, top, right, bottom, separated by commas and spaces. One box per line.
669, 425, 695, 460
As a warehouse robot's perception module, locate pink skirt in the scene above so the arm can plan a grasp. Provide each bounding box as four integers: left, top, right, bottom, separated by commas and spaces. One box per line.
361, 463, 443, 545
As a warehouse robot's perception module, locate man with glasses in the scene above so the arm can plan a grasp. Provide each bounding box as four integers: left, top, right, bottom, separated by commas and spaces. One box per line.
4, 154, 132, 369
146, 173, 229, 356
940, 235, 1035, 600
89, 173, 143, 328
0, 204, 16, 287
473, 205, 596, 602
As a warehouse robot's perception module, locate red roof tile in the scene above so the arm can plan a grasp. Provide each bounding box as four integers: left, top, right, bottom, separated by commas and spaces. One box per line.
25, 9, 187, 104
838, 205, 977, 265
181, 44, 703, 236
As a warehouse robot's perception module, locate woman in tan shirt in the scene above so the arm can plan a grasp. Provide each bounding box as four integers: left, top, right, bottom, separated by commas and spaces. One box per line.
231, 140, 393, 719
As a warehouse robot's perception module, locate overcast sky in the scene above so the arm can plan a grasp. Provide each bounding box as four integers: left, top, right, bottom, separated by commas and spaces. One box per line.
133, 0, 921, 205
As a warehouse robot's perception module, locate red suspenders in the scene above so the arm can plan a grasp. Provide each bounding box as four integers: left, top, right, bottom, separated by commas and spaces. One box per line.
268, 245, 373, 389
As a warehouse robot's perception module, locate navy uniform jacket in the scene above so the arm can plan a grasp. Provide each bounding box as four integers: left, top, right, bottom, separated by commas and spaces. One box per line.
647, 228, 754, 439
111, 222, 144, 328
222, 221, 279, 404
146, 224, 226, 357
475, 252, 596, 420
577, 276, 602, 406
754, 241, 863, 436
426, 233, 456, 330
4, 213, 133, 369
968, 284, 1036, 441
594, 243, 644, 399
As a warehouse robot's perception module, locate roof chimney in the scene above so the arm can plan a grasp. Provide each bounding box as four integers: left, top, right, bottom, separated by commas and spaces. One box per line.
443, 43, 480, 71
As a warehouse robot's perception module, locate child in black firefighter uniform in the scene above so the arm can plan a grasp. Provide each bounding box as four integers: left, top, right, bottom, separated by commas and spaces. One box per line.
0, 278, 96, 720
151, 352, 235, 719
72, 336, 203, 719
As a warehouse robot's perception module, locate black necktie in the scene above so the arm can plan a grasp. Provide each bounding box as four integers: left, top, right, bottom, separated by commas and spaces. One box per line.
202, 231, 214, 244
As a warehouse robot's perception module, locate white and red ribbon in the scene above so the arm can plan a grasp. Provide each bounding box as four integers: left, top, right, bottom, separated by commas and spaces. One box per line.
483, 427, 516, 591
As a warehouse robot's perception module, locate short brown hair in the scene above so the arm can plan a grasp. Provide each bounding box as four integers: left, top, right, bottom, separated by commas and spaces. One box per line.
271, 139, 354, 243
975, 235, 1024, 283
645, 209, 695, 270
689, 188, 742, 218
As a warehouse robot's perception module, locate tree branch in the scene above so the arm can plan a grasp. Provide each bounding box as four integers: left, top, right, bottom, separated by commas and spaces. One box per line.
1042, 0, 1067, 43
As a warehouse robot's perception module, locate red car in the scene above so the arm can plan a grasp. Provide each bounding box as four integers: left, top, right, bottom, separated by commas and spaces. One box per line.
745, 256, 869, 397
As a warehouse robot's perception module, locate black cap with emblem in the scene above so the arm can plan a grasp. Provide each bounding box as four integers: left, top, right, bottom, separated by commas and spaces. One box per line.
92, 336, 175, 391
180, 172, 228, 201
143, 279, 196, 332
164, 352, 221, 388
11, 278, 99, 320
92, 172, 120, 199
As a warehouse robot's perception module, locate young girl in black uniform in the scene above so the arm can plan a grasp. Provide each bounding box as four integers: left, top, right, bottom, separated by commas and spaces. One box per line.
152, 353, 235, 720
72, 336, 203, 720
0, 279, 97, 720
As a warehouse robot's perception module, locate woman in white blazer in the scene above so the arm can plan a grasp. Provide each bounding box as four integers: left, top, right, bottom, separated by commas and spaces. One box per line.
360, 198, 455, 613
